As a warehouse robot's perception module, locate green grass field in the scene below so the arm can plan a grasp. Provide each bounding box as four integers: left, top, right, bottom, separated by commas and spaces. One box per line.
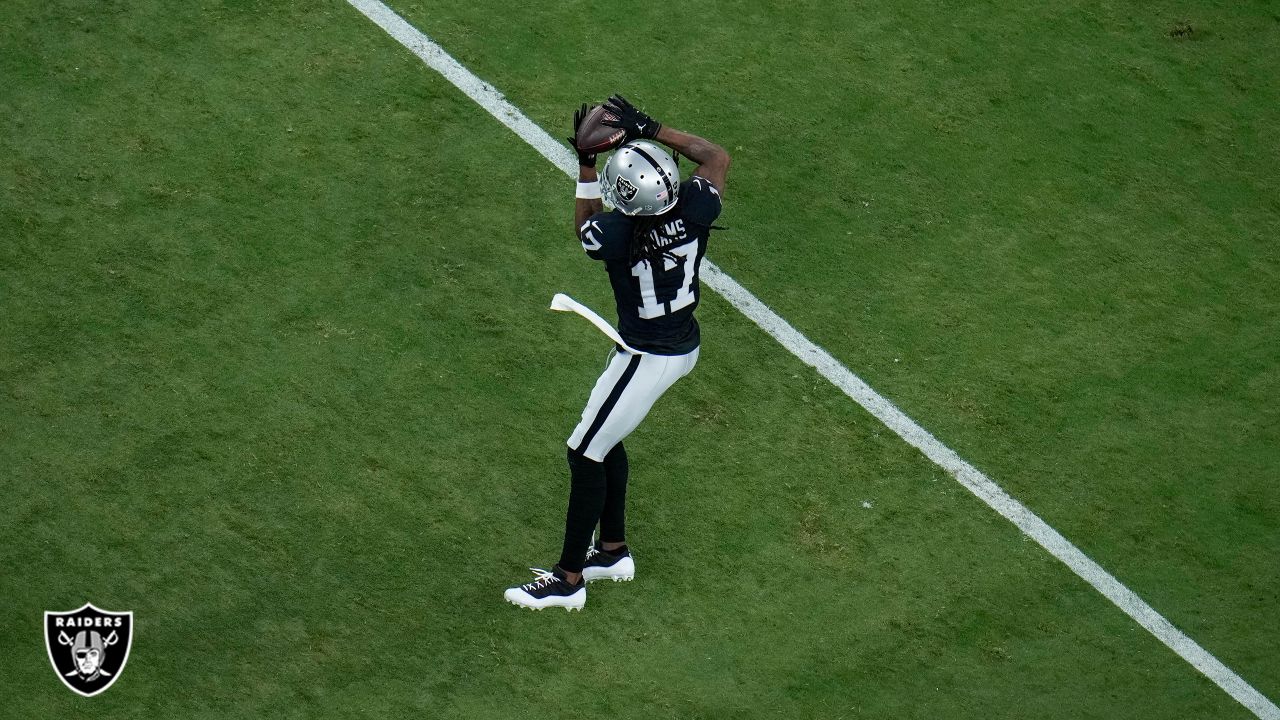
3, 0, 1278, 717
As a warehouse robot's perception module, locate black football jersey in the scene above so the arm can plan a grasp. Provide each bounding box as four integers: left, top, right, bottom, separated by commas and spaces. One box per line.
577, 176, 723, 355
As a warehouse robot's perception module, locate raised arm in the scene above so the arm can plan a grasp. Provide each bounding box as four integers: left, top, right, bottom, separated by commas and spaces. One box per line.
602, 94, 731, 195
654, 126, 730, 195
568, 104, 604, 233
575, 165, 603, 232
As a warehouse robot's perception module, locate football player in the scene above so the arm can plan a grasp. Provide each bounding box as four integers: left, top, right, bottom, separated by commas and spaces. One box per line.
504, 95, 731, 610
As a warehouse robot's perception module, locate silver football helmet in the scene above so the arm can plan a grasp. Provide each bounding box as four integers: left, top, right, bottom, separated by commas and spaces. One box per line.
600, 140, 680, 216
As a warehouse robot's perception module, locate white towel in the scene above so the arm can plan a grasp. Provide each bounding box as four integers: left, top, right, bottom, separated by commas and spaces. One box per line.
549, 293, 647, 355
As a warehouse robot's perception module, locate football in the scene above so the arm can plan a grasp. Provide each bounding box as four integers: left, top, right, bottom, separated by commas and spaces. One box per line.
575, 104, 626, 154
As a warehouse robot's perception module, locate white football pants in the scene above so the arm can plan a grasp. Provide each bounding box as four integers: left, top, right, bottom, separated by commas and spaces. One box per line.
567, 346, 700, 462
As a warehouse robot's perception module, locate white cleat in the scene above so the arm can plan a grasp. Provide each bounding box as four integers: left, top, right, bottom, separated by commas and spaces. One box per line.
581, 546, 636, 583
503, 567, 586, 611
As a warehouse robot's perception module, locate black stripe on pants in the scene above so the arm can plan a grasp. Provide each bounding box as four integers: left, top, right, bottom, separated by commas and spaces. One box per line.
574, 353, 642, 455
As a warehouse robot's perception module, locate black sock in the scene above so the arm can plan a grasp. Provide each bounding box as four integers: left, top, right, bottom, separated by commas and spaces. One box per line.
552, 564, 584, 587
559, 448, 606, 573
599, 443, 629, 544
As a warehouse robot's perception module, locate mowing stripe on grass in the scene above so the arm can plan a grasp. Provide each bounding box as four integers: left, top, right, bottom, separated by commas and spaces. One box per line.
344, 1, 1279, 717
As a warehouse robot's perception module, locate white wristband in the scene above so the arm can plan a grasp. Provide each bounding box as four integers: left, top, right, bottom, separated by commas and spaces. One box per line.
575, 180, 602, 200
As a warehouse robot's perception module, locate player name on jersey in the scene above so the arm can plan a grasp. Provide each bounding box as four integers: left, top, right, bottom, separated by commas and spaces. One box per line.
644, 218, 689, 250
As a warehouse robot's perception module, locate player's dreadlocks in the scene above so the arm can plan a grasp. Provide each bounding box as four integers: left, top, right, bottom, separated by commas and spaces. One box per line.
629, 212, 678, 268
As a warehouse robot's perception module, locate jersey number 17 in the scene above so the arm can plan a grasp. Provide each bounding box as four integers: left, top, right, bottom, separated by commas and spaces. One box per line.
632, 242, 698, 319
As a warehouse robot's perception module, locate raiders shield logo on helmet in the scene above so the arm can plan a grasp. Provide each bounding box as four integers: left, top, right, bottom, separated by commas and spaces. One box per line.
614, 175, 639, 202
45, 602, 134, 697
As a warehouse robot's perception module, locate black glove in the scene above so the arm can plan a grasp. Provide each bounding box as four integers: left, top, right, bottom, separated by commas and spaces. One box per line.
567, 103, 597, 167
601, 94, 661, 143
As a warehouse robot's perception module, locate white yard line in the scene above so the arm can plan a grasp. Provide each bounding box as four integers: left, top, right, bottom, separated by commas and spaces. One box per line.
344, 1, 1279, 716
